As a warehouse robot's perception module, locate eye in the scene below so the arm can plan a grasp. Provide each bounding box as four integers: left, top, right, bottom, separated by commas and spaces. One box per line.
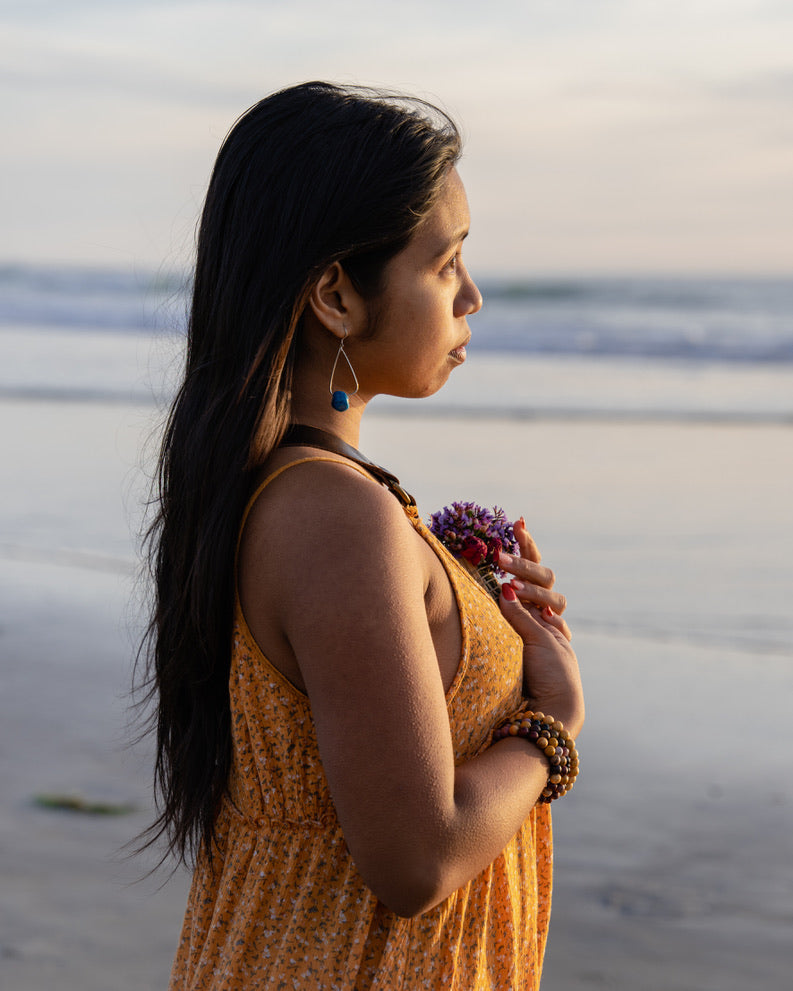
443, 251, 460, 275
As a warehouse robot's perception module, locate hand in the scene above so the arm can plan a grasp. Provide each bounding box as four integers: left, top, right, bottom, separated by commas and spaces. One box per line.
498, 518, 571, 642
498, 518, 583, 735
500, 585, 585, 737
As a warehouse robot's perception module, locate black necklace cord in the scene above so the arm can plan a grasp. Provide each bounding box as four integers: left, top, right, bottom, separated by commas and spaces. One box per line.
280, 424, 416, 508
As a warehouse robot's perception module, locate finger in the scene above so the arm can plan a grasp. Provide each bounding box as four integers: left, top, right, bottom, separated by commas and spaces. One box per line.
514, 517, 542, 564
510, 580, 567, 615
540, 605, 572, 642
498, 551, 555, 589
499, 583, 545, 643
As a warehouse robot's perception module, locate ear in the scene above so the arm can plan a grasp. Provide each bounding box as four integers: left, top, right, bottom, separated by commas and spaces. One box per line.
307, 262, 366, 339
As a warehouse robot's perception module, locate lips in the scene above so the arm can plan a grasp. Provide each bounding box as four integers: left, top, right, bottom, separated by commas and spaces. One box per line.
449, 335, 470, 363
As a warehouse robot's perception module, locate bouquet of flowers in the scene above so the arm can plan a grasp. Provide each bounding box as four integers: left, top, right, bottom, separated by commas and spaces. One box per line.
428, 502, 518, 601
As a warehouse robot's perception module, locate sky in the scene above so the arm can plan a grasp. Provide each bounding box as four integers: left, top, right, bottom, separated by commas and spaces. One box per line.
1, 0, 792, 276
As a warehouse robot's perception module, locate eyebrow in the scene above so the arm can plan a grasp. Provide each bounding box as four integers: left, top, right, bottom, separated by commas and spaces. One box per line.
430, 228, 469, 259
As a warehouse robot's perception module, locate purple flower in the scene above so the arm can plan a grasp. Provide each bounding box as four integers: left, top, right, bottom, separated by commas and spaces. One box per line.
428, 501, 517, 576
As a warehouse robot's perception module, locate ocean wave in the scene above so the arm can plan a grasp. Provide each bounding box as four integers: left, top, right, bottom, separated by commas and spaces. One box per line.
0, 263, 187, 333
475, 276, 793, 363
2, 264, 792, 364
3, 318, 793, 420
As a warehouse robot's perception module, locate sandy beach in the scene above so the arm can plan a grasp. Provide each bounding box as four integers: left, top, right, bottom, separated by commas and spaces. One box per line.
1, 397, 791, 990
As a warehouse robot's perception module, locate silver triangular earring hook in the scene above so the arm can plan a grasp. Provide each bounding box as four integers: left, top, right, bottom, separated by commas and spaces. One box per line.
329, 327, 359, 411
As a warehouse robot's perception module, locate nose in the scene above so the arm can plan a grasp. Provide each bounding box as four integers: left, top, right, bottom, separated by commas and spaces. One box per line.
456, 263, 483, 317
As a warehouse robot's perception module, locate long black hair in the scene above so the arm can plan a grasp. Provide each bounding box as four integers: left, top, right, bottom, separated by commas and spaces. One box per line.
137, 81, 462, 865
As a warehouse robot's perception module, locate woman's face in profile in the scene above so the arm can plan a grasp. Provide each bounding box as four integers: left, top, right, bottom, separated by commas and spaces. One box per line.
355, 168, 483, 401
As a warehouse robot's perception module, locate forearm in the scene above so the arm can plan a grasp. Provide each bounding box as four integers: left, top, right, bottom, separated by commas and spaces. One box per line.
384, 736, 551, 917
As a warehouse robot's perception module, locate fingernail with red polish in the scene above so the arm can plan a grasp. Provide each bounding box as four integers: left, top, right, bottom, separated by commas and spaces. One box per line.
543, 606, 554, 619
511, 579, 524, 591
502, 584, 517, 602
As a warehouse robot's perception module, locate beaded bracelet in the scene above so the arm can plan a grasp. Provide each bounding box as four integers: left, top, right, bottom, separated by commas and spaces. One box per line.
492, 708, 580, 803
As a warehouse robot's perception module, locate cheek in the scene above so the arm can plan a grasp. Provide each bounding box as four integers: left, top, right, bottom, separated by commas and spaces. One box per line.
394, 290, 433, 328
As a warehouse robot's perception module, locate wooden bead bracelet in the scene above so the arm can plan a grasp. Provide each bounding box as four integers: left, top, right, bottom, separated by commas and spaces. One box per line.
492, 708, 580, 803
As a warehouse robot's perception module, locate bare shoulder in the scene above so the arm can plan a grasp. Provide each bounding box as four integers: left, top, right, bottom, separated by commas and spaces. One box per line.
239, 454, 427, 628
238, 453, 432, 693
244, 454, 414, 559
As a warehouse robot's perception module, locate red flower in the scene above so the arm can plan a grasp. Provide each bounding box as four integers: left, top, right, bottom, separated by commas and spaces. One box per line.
460, 536, 488, 566
485, 537, 503, 566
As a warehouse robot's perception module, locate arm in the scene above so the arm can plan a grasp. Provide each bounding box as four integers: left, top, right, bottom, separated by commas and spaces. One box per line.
253, 465, 581, 917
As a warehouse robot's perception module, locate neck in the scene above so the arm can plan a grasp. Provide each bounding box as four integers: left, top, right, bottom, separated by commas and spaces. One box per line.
289, 359, 368, 449
290, 406, 366, 448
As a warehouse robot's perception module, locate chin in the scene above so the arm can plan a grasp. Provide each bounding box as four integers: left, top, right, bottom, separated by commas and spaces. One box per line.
412, 380, 447, 400
385, 368, 453, 401
418, 369, 455, 399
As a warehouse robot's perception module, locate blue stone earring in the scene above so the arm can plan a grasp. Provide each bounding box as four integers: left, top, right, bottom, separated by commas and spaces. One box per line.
329, 327, 359, 412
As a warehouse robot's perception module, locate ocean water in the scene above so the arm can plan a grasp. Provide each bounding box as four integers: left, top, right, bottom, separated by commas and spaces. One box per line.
1, 264, 792, 421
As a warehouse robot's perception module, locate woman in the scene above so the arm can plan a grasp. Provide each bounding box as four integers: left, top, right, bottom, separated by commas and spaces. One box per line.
141, 81, 584, 989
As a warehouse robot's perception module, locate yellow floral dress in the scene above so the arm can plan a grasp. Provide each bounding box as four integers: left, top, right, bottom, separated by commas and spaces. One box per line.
169, 459, 553, 990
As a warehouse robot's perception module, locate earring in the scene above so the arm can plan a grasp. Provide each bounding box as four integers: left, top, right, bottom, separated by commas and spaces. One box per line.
329, 327, 359, 412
